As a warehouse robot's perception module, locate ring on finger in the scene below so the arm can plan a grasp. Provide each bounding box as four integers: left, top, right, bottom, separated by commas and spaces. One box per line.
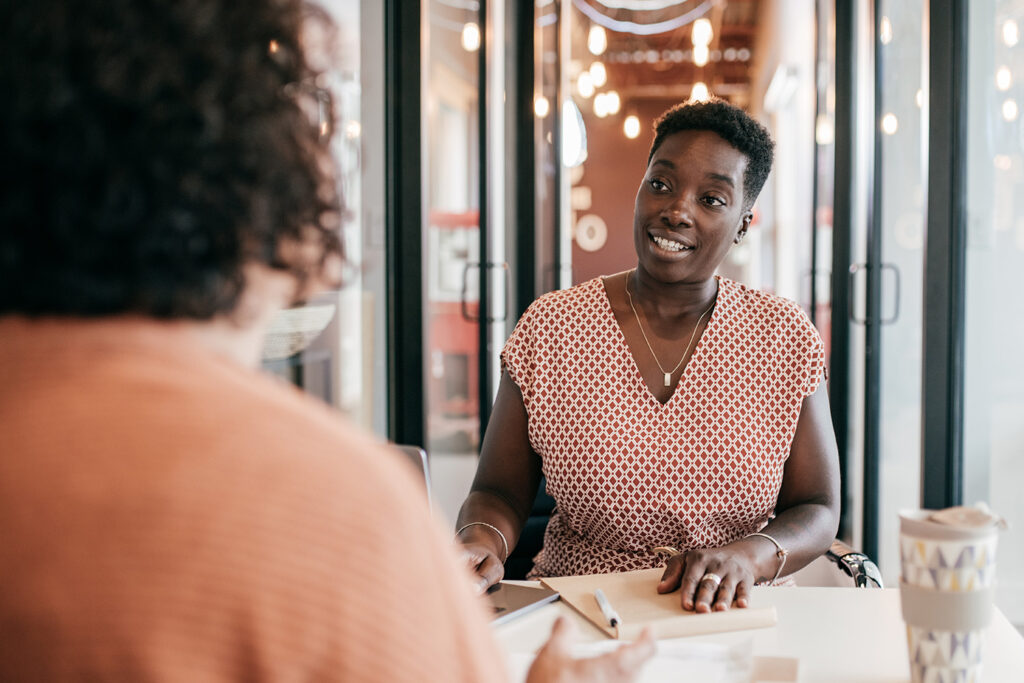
700, 572, 723, 589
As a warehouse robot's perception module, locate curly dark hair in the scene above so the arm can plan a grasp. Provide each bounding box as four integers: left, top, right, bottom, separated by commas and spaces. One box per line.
0, 0, 342, 318
648, 98, 774, 209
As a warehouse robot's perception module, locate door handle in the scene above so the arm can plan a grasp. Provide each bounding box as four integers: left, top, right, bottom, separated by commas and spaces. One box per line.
847, 262, 900, 325
461, 261, 510, 323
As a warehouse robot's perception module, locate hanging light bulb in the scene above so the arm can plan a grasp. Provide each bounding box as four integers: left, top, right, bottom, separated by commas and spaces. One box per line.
881, 113, 899, 135
690, 81, 710, 102
576, 71, 595, 98
1004, 20, 1019, 47
691, 18, 713, 46
605, 90, 621, 114
693, 44, 709, 67
624, 114, 641, 139
461, 22, 480, 52
534, 95, 550, 118
997, 66, 1012, 91
588, 25, 607, 56
594, 93, 609, 118
589, 62, 607, 87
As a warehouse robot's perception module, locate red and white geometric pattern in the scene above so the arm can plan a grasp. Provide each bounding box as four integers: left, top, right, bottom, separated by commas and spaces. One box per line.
501, 275, 826, 578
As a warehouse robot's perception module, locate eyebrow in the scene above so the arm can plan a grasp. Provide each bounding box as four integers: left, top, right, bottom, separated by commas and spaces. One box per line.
651, 160, 737, 188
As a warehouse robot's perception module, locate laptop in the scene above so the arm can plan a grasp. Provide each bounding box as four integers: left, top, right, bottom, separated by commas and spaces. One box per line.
487, 582, 560, 625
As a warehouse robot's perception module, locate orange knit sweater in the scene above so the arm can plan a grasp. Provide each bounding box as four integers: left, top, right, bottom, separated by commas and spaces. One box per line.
0, 317, 506, 682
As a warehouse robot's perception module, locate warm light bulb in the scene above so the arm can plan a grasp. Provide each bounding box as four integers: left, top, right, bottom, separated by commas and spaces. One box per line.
461, 22, 480, 52
997, 66, 1012, 91
815, 114, 834, 145
691, 18, 713, 46
593, 93, 609, 118
577, 72, 595, 98
881, 113, 898, 135
605, 90, 620, 114
693, 44, 709, 67
268, 39, 279, 54
588, 25, 607, 55
589, 62, 607, 87
690, 81, 710, 102
879, 16, 893, 44
1003, 98, 1018, 121
624, 114, 641, 139
534, 95, 550, 118
1004, 20, 1019, 47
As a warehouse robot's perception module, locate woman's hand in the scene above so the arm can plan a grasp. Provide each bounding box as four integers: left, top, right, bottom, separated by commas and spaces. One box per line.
457, 528, 506, 594
656, 544, 757, 613
526, 617, 655, 683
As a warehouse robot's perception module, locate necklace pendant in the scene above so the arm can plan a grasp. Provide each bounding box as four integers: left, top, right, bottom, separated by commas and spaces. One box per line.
664, 372, 672, 387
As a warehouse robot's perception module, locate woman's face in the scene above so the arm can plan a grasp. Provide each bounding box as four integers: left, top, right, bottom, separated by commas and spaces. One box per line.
633, 129, 753, 285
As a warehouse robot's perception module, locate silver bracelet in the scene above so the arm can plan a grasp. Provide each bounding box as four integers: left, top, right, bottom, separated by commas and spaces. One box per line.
748, 531, 788, 583
456, 521, 509, 563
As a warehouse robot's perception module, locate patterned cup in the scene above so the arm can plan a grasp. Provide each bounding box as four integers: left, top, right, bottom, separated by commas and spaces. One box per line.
899, 506, 1005, 683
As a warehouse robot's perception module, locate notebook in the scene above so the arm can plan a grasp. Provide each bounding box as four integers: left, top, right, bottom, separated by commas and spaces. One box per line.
540, 568, 777, 640
488, 582, 560, 625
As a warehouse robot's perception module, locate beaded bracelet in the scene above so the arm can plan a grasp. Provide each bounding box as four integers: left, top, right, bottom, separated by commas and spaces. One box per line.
456, 521, 509, 563
748, 531, 788, 583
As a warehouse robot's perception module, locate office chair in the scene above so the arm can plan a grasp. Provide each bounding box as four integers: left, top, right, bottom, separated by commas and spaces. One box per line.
506, 480, 884, 588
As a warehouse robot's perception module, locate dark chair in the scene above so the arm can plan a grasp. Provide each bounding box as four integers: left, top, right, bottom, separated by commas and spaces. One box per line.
504, 481, 884, 588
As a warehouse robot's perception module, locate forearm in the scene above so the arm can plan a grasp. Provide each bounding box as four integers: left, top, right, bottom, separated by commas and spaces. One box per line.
729, 500, 839, 583
455, 488, 530, 560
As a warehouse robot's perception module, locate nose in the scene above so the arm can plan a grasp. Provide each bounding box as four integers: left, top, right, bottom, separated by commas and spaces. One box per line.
661, 194, 694, 228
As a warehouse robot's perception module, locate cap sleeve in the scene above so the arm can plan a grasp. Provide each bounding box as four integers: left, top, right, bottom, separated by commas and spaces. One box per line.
796, 313, 827, 398
500, 300, 541, 405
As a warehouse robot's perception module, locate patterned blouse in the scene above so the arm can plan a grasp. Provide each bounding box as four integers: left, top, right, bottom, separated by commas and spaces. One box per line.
501, 275, 826, 578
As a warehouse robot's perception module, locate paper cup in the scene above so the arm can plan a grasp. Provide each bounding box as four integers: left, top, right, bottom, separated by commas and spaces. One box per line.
899, 506, 1004, 683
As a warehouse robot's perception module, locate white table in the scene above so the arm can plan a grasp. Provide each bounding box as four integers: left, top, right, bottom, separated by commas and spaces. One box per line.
494, 586, 1024, 682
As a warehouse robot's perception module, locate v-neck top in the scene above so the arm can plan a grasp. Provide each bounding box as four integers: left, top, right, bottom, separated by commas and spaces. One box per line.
501, 275, 826, 578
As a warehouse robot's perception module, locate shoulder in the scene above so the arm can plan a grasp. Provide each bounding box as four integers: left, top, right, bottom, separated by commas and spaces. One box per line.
719, 277, 817, 335
519, 276, 609, 326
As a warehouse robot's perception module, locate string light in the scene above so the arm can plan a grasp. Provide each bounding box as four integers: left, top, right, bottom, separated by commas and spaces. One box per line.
1003, 98, 1018, 122
534, 95, 550, 118
1004, 20, 1019, 47
693, 44, 709, 67
881, 113, 898, 135
690, 81, 710, 102
589, 62, 607, 87
997, 66, 1012, 91
691, 18, 713, 46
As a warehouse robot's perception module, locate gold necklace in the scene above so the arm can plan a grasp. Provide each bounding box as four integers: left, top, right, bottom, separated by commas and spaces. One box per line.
624, 272, 715, 387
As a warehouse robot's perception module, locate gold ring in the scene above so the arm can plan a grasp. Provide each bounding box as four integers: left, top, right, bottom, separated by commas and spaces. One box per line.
700, 572, 723, 588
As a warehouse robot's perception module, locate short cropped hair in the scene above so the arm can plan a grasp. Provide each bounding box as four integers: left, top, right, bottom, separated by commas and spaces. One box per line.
0, 0, 342, 318
648, 98, 774, 209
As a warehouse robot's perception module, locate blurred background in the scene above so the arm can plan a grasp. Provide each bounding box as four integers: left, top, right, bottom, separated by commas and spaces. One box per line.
260, 0, 1024, 629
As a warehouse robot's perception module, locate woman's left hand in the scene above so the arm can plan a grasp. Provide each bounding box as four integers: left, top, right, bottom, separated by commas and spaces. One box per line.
656, 544, 757, 613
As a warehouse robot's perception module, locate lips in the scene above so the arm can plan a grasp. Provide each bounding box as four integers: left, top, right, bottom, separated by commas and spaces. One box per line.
649, 232, 694, 254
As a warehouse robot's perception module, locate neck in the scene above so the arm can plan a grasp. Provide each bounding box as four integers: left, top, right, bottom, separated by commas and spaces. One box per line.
630, 268, 718, 319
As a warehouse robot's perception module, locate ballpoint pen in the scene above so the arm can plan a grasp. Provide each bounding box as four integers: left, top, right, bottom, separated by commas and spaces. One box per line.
593, 588, 621, 628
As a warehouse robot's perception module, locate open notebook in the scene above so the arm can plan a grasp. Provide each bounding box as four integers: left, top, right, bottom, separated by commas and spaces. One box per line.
540, 568, 777, 640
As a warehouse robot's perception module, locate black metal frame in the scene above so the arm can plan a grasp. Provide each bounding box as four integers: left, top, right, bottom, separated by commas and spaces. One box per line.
514, 0, 537, 318
921, 0, 967, 509
385, 0, 425, 447
477, 0, 492, 432
830, 0, 856, 544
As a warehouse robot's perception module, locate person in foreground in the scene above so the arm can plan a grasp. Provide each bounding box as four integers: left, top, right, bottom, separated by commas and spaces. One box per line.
458, 98, 841, 613
0, 1, 653, 680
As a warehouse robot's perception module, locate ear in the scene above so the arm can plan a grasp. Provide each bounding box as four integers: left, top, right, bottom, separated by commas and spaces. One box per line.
734, 212, 753, 244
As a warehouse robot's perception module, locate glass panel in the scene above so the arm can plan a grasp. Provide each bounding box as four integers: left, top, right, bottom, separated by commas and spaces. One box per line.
874, 0, 927, 583
964, 0, 1024, 627
423, 0, 483, 522
261, 0, 389, 437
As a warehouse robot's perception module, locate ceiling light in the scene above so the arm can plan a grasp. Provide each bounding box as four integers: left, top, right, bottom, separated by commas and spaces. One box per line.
577, 71, 595, 98
589, 62, 607, 87
693, 44, 709, 67
690, 81, 710, 102
997, 66, 1012, 91
461, 22, 480, 52
624, 114, 641, 139
605, 90, 621, 114
692, 18, 713, 46
588, 25, 607, 55
534, 95, 550, 118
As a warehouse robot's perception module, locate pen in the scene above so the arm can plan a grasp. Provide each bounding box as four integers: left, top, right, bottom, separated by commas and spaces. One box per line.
593, 589, 621, 628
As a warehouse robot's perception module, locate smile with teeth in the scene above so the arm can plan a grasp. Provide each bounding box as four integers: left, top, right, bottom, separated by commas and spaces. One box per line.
651, 234, 693, 252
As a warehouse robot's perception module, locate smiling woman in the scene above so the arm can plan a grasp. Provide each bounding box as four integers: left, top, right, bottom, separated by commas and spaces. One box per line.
456, 97, 841, 617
